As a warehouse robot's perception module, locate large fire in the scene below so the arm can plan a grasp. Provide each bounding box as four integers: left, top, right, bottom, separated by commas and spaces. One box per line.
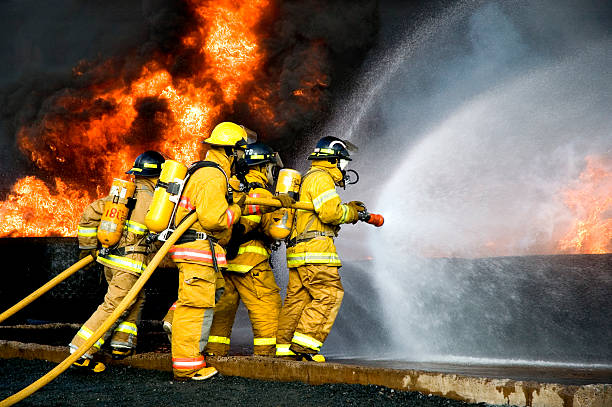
0, 1, 609, 257
557, 155, 612, 254
0, 0, 282, 237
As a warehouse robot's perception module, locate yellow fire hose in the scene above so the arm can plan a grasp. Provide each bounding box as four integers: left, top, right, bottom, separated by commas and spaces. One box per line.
244, 197, 385, 227
0, 255, 95, 325
244, 196, 314, 211
0, 199, 298, 326
0, 201, 287, 324
0, 212, 197, 407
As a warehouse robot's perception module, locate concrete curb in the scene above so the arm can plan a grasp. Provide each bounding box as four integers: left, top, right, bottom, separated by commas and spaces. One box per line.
1, 340, 609, 407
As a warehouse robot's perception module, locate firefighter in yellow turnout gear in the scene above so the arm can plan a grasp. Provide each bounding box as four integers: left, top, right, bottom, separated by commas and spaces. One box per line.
169, 122, 251, 381
276, 136, 364, 361
205, 142, 292, 357
70, 151, 165, 372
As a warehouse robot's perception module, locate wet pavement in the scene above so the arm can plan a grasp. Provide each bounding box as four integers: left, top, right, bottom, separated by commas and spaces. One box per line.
332, 359, 612, 386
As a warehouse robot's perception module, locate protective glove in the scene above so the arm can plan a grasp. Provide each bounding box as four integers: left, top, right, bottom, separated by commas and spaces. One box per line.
343, 203, 360, 224
234, 193, 247, 208
226, 223, 245, 260
275, 194, 296, 208
347, 200, 366, 213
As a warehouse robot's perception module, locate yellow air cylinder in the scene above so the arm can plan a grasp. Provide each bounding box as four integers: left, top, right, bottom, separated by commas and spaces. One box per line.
269, 169, 301, 240
145, 159, 188, 233
97, 179, 136, 248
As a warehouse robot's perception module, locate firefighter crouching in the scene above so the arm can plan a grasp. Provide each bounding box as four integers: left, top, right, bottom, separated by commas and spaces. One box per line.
204, 142, 294, 357
169, 122, 251, 381
70, 151, 165, 372
276, 136, 365, 362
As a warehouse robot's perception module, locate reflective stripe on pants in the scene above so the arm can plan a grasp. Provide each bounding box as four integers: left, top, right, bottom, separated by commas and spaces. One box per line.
206, 263, 281, 356
276, 265, 343, 355
171, 262, 224, 379
69, 267, 144, 356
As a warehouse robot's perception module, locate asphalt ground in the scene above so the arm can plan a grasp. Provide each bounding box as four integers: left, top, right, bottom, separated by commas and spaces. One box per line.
0, 359, 499, 407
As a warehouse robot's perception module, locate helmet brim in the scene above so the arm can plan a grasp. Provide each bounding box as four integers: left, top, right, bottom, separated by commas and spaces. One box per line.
307, 154, 352, 161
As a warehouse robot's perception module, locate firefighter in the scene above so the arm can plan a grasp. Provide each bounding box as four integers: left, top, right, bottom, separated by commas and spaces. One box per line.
276, 136, 364, 362
169, 121, 251, 381
70, 150, 165, 372
204, 142, 294, 357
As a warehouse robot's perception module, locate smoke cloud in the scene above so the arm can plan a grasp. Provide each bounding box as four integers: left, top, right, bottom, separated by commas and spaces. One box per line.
0, 0, 191, 193
0, 0, 380, 196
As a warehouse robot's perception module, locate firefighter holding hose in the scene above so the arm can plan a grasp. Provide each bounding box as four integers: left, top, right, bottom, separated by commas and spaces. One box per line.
69, 151, 165, 372
204, 142, 293, 357
161, 142, 294, 356
276, 136, 366, 362
168, 122, 251, 381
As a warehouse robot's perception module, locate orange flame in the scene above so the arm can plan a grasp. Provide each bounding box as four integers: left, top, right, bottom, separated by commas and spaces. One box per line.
557, 155, 612, 254
0, 0, 277, 238
0, 177, 92, 237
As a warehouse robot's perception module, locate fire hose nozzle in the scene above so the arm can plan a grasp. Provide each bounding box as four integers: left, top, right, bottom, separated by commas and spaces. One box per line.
358, 211, 384, 227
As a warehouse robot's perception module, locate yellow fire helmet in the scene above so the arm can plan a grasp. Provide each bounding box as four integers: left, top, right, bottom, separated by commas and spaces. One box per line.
203, 122, 256, 149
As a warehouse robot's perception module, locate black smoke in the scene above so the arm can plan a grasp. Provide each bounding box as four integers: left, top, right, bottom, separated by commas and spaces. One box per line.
0, 0, 441, 195
0, 0, 194, 195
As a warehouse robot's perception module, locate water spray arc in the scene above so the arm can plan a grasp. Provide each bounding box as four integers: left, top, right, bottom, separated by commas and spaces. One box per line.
320, 0, 612, 366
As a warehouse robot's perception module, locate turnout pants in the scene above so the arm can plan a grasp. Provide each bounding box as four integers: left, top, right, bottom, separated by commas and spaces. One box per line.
206, 262, 281, 356
276, 265, 344, 356
171, 262, 224, 379
69, 266, 145, 357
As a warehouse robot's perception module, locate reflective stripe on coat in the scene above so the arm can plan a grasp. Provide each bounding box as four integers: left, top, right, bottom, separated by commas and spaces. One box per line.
286, 162, 356, 268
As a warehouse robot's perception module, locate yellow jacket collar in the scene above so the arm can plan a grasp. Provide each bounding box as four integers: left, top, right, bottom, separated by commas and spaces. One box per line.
245, 168, 268, 187
205, 147, 231, 176
311, 160, 343, 184
135, 176, 157, 191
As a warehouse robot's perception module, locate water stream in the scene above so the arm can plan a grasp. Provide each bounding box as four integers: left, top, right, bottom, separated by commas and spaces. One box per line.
318, 0, 612, 367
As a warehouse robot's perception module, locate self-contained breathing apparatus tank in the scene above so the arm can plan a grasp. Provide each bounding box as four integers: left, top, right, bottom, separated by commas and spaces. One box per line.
268, 168, 302, 240
144, 158, 231, 242
97, 179, 135, 248
144, 160, 188, 233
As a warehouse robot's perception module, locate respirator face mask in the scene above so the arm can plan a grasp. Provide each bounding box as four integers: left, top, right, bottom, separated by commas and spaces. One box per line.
267, 153, 283, 184
338, 158, 359, 187
233, 149, 248, 179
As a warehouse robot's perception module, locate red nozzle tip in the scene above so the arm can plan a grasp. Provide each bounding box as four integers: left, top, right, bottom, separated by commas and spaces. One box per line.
368, 213, 384, 227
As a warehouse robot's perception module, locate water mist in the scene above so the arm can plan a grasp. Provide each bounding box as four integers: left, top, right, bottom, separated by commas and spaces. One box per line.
322, 0, 612, 367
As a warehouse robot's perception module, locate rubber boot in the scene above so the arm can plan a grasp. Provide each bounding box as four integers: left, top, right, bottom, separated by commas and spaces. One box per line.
111, 346, 135, 360
73, 357, 106, 373
296, 352, 325, 363
191, 366, 218, 381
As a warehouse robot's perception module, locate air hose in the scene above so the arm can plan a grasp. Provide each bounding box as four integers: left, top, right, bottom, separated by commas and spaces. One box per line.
0, 212, 197, 407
